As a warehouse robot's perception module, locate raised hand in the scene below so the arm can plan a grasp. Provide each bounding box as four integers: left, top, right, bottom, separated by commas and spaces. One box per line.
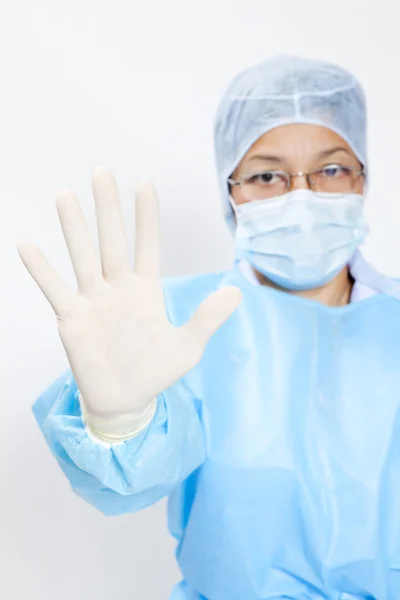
18, 168, 242, 440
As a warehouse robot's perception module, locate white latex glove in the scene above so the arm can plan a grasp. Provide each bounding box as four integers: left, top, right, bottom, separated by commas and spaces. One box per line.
18, 168, 243, 443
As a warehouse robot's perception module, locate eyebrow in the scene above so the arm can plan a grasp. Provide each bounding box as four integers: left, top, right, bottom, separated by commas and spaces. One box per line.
316, 146, 352, 159
248, 146, 352, 164
248, 154, 282, 163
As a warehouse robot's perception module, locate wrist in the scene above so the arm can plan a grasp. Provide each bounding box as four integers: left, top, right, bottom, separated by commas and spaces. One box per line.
79, 395, 158, 444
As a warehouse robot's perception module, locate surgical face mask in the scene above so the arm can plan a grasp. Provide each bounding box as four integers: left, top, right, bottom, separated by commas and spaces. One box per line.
231, 189, 369, 291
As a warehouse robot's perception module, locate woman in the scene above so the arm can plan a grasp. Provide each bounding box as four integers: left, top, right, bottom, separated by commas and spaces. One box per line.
18, 55, 400, 599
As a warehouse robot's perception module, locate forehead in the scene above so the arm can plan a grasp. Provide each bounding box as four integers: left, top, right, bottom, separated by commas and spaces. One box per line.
246, 124, 354, 157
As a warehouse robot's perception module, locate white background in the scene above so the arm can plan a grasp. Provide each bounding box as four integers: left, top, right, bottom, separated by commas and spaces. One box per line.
1, 1, 400, 598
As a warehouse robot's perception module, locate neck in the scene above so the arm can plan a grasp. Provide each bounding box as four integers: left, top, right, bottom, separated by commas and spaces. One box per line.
253, 266, 354, 307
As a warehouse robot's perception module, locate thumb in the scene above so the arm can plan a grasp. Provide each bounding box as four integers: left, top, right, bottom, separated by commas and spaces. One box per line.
184, 286, 243, 347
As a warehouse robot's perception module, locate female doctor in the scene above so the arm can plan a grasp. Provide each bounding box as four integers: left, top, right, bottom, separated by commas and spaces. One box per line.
18, 55, 400, 599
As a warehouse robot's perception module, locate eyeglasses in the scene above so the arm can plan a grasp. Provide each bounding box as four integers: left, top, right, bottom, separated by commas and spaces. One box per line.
228, 164, 365, 202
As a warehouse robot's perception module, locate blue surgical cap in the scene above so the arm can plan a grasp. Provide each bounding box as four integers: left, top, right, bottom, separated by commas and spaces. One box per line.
213, 55, 367, 229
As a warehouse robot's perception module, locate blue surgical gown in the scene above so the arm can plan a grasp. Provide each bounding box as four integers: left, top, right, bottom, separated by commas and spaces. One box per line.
33, 255, 400, 599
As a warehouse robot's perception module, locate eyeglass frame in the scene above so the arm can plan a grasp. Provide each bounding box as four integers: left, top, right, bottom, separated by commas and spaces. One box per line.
227, 165, 365, 198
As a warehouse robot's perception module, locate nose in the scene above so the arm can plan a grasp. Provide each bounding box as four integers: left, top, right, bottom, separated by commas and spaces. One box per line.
289, 172, 310, 192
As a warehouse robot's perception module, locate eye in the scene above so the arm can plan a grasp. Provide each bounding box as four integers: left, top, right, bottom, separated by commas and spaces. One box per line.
320, 164, 351, 179
246, 171, 285, 185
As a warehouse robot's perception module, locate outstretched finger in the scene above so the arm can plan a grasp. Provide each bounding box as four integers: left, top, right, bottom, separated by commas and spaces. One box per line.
183, 286, 243, 348
92, 167, 130, 281
56, 191, 103, 294
17, 241, 75, 315
133, 181, 161, 280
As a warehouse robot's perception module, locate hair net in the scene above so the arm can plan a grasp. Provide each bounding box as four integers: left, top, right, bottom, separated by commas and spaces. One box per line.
213, 55, 367, 229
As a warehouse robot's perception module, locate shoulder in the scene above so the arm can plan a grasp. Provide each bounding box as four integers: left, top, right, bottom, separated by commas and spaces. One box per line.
162, 270, 228, 326
350, 252, 400, 301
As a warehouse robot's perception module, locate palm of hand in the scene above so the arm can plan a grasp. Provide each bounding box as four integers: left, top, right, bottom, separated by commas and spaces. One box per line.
18, 168, 242, 428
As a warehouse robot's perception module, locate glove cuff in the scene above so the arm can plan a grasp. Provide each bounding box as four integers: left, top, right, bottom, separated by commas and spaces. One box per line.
79, 395, 158, 445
